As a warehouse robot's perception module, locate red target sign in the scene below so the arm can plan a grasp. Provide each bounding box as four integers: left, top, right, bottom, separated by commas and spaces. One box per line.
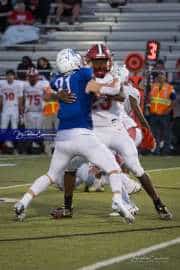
125, 53, 145, 72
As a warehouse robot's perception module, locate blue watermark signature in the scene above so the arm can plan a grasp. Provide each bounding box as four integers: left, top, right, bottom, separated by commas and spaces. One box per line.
0, 129, 56, 141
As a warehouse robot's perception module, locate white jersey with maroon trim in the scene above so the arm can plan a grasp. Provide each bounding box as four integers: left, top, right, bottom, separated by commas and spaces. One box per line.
123, 84, 140, 115
120, 83, 141, 130
119, 110, 137, 130
24, 80, 50, 113
0, 79, 23, 113
92, 72, 141, 130
92, 72, 124, 127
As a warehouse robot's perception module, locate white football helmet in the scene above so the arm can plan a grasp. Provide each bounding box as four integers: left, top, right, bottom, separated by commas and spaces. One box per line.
56, 48, 82, 74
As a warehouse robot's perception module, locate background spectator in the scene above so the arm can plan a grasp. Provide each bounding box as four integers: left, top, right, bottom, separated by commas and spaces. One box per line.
37, 57, 52, 81
148, 71, 176, 155
24, 0, 39, 20
38, 0, 51, 24
172, 58, 180, 90
55, 0, 82, 25
0, 69, 24, 152
0, 0, 12, 33
8, 2, 34, 25
17, 56, 35, 80
151, 59, 166, 82
25, 0, 51, 24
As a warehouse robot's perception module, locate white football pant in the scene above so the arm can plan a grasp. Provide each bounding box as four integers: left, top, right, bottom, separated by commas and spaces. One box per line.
25, 112, 43, 129
94, 125, 144, 177
1, 112, 18, 129
30, 130, 127, 196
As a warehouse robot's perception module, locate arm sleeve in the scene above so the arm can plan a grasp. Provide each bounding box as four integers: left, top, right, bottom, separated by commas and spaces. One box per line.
130, 86, 141, 105
99, 86, 120, 95
99, 79, 121, 95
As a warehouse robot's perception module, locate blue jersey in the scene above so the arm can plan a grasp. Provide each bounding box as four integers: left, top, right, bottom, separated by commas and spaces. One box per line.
51, 67, 93, 130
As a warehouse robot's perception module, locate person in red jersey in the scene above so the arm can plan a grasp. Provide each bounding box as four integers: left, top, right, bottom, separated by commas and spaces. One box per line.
8, 2, 34, 25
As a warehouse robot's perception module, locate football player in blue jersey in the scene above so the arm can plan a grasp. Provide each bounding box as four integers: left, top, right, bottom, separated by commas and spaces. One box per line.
14, 48, 135, 223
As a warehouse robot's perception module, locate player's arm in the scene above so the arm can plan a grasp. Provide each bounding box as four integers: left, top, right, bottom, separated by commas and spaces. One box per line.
44, 86, 76, 103
43, 84, 60, 101
57, 90, 76, 103
80, 67, 120, 96
43, 87, 57, 102
18, 96, 25, 126
18, 96, 24, 115
107, 85, 125, 102
86, 78, 121, 96
129, 95, 150, 129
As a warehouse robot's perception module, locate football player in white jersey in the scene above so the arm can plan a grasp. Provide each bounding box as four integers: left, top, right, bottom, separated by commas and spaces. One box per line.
85, 44, 172, 220
51, 44, 172, 221
0, 69, 24, 148
23, 68, 51, 150
73, 67, 144, 194
72, 81, 144, 195
117, 66, 149, 147
23, 68, 51, 130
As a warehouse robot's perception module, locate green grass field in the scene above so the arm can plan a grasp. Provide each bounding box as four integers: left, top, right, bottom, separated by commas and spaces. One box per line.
0, 155, 180, 270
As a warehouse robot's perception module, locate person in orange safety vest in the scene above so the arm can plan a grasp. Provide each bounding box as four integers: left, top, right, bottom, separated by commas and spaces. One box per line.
148, 71, 176, 155
43, 101, 59, 116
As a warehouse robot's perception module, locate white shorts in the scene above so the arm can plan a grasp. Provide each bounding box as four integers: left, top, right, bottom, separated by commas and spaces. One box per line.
94, 125, 144, 177
47, 129, 121, 184
127, 127, 143, 147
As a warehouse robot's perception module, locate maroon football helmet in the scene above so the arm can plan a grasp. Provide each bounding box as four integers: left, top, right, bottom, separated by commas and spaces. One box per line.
86, 43, 112, 78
